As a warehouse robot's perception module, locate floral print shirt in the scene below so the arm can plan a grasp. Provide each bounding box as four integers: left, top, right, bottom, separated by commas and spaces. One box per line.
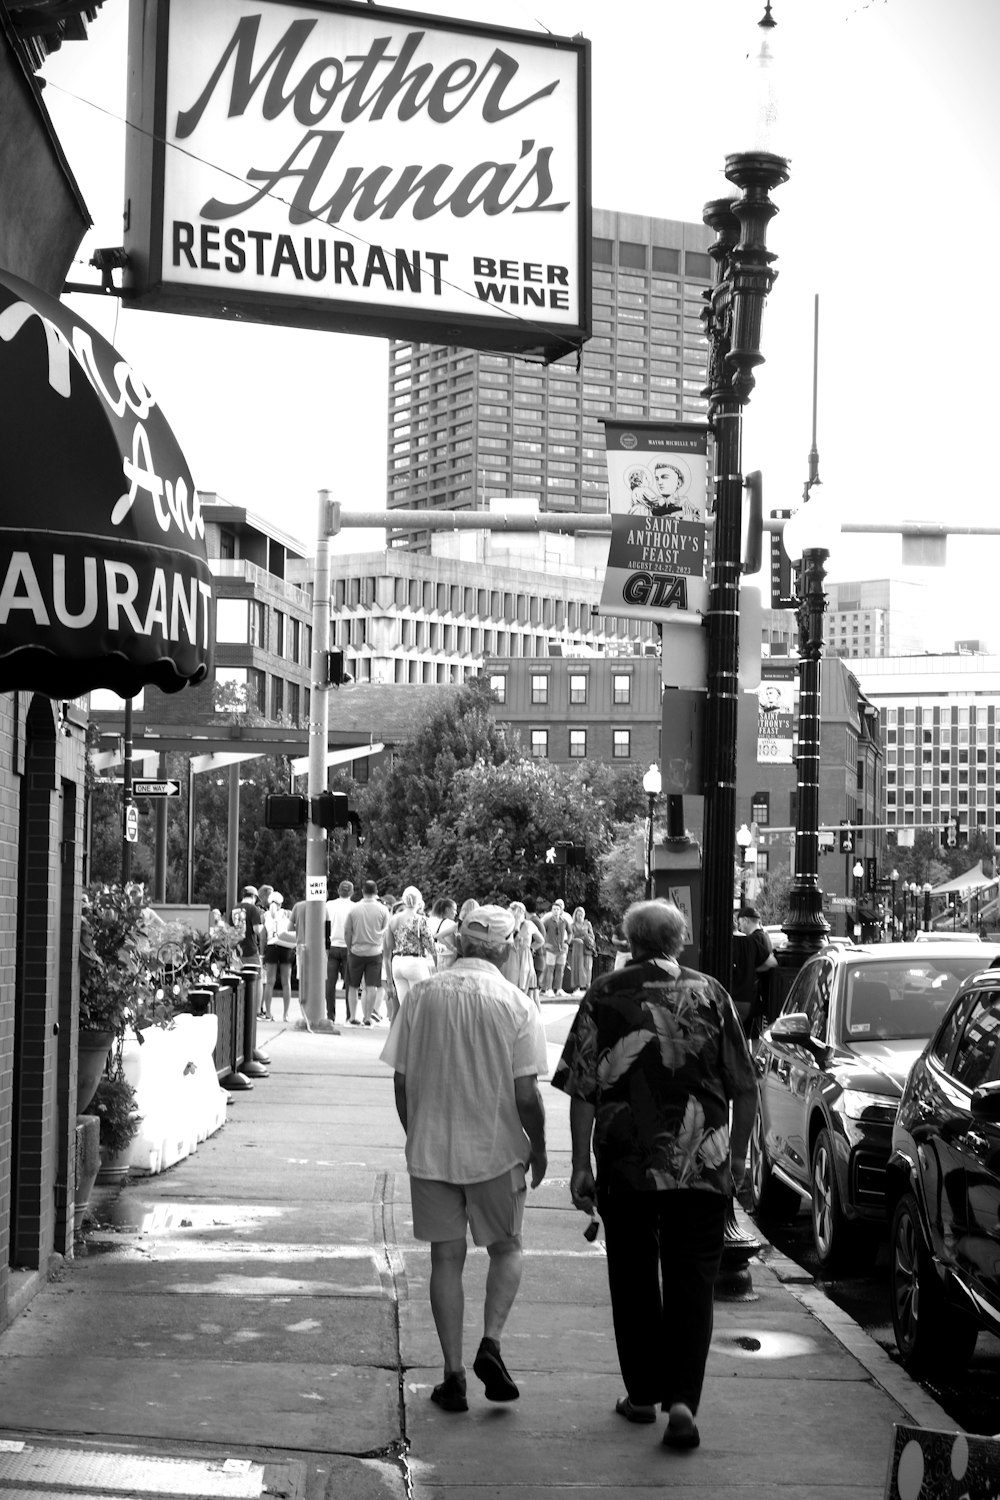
551, 958, 756, 1196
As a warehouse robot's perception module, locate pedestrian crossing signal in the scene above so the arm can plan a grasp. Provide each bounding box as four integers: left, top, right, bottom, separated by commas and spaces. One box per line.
839, 826, 854, 854
942, 822, 957, 849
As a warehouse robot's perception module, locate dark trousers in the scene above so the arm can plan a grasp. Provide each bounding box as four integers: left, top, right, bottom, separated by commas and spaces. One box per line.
597, 1186, 727, 1414
326, 947, 349, 1019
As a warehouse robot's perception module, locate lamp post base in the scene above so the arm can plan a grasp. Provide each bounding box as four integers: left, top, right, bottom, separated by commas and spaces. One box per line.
715, 1198, 762, 1303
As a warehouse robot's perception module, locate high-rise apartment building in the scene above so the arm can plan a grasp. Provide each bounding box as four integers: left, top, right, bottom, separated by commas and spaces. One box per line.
386, 208, 715, 551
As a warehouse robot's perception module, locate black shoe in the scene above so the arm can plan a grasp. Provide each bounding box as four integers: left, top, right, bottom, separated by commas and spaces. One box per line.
663, 1405, 699, 1449
473, 1337, 519, 1401
430, 1372, 468, 1413
615, 1396, 656, 1424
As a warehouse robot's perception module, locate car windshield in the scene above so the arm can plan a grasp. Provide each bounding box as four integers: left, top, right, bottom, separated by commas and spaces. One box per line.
842, 956, 992, 1043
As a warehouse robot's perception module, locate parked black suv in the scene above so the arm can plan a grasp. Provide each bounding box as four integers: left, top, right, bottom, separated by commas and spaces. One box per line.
749, 942, 1000, 1269
887, 967, 1000, 1372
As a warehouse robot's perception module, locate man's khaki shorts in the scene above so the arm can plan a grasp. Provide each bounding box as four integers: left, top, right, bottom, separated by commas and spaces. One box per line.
410, 1165, 527, 1246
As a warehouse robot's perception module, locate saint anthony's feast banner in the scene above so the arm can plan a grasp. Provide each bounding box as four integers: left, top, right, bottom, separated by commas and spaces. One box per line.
599, 421, 709, 620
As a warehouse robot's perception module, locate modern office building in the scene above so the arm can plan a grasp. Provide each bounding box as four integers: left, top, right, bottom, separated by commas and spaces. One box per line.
823, 578, 927, 658
847, 654, 1000, 845
320, 522, 659, 687
760, 577, 929, 663
385, 208, 716, 552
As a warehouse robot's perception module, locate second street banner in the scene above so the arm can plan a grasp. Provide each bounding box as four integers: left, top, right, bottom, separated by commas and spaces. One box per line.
600, 420, 709, 620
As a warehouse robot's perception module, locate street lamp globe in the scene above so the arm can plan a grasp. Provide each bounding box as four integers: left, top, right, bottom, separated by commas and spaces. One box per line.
736, 823, 753, 852
781, 485, 842, 563
853, 861, 865, 881
890, 868, 899, 882
642, 764, 662, 799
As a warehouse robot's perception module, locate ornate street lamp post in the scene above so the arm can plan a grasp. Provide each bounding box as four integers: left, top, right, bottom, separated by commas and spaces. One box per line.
773, 492, 842, 975
907, 881, 918, 938
890, 868, 899, 941
922, 881, 933, 932
642, 763, 661, 901
699, 5, 789, 989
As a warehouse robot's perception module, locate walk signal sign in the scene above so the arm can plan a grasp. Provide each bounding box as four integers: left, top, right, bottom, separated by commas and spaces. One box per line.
839, 823, 855, 854
942, 822, 957, 849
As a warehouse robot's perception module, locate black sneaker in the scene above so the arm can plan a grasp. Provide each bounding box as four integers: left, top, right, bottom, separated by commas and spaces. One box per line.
473, 1338, 519, 1401
430, 1371, 468, 1413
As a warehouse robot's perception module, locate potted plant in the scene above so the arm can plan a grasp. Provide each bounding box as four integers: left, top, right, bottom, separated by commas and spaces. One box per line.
86, 1072, 142, 1185
78, 884, 175, 1111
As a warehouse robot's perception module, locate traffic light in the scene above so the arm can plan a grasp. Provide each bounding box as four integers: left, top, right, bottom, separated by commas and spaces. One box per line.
265, 794, 307, 829
311, 791, 350, 828
839, 824, 855, 854
941, 822, 957, 849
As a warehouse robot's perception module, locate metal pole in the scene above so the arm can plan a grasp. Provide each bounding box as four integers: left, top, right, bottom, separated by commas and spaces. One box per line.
227, 763, 239, 919
304, 492, 340, 1032
646, 793, 656, 901
699, 148, 787, 986
153, 753, 168, 902
186, 760, 195, 906
122, 696, 133, 884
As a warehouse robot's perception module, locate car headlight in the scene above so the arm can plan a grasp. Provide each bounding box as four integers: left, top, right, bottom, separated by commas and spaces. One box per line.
840, 1089, 898, 1122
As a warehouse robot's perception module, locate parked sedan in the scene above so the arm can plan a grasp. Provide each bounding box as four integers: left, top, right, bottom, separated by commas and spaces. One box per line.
748, 942, 1000, 1269
887, 967, 1000, 1373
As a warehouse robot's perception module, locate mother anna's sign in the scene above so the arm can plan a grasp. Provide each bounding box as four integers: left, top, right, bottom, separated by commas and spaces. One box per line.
125, 0, 591, 360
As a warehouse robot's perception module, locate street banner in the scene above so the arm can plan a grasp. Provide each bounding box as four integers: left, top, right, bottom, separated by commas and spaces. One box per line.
599, 421, 710, 622
757, 661, 796, 764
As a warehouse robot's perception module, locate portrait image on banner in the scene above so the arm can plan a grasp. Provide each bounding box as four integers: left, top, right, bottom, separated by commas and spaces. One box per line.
599, 421, 709, 621
757, 663, 796, 764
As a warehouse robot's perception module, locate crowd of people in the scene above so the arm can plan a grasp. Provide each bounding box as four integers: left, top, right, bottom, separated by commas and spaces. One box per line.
223, 881, 602, 1026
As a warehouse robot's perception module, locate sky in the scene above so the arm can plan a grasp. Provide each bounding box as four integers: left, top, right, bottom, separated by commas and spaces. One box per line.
40, 0, 1000, 649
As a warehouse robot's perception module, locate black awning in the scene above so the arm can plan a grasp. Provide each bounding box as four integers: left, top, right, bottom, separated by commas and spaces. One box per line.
856, 902, 882, 922
0, 267, 213, 697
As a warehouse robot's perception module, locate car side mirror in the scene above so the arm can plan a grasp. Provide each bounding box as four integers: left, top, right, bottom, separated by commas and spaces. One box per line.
970, 1081, 1000, 1122
771, 1012, 813, 1044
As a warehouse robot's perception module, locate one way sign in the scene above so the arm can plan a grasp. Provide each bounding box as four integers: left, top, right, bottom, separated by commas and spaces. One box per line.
133, 779, 181, 797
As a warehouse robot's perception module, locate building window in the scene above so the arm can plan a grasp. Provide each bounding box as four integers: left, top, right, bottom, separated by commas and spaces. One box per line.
684, 251, 712, 279
569, 728, 587, 758
569, 673, 587, 705
619, 241, 647, 270
652, 246, 680, 275
531, 673, 549, 705
489, 673, 507, 704
752, 792, 770, 826
613, 673, 631, 705
287, 683, 300, 725
249, 668, 266, 714
531, 729, 548, 758
592, 237, 613, 264
250, 601, 267, 647
274, 611, 285, 658
612, 729, 631, 759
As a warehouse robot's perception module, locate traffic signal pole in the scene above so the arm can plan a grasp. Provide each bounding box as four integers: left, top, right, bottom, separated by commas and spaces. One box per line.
304, 492, 340, 1033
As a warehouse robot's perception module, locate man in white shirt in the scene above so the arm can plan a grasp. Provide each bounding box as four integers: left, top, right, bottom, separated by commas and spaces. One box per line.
381, 905, 548, 1415
344, 881, 389, 1024
325, 880, 356, 1023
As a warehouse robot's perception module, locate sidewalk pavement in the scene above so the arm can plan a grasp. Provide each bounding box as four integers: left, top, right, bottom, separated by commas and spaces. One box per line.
0, 1007, 958, 1499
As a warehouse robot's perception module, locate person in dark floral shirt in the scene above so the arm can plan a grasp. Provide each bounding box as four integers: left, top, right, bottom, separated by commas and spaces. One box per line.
552, 899, 757, 1452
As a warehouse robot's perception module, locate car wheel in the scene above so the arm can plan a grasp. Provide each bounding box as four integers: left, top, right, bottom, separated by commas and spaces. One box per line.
810, 1128, 868, 1271
748, 1102, 800, 1222
890, 1192, 978, 1374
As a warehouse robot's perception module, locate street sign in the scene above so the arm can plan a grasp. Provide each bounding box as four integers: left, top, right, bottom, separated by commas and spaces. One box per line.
831, 897, 854, 907
124, 804, 139, 843
132, 779, 181, 797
